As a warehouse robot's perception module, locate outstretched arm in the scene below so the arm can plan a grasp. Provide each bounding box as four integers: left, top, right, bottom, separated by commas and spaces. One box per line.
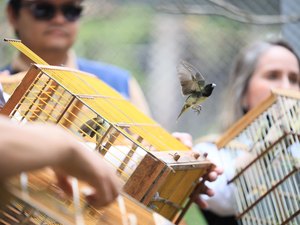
0, 116, 121, 207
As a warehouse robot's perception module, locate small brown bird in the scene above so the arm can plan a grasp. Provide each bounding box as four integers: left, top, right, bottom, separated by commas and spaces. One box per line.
79, 116, 107, 140
177, 60, 216, 120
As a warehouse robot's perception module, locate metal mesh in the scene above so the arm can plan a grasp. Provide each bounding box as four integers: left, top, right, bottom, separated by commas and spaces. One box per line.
1, 0, 300, 138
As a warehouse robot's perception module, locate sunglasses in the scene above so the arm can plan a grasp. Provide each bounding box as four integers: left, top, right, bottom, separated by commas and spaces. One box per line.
21, 1, 83, 22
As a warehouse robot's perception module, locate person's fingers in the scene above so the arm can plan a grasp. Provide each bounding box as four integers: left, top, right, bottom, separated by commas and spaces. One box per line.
214, 166, 224, 175
85, 182, 119, 208
197, 183, 213, 196
206, 166, 223, 182
205, 187, 214, 197
86, 193, 109, 208
54, 171, 73, 196
53, 142, 122, 207
54, 171, 120, 208
194, 196, 208, 209
194, 185, 214, 209
207, 171, 218, 182
85, 169, 121, 208
172, 132, 193, 148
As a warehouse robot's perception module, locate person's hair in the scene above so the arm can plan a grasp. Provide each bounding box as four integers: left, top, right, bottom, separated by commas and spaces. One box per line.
220, 39, 300, 131
7, 0, 22, 16
6, 0, 23, 37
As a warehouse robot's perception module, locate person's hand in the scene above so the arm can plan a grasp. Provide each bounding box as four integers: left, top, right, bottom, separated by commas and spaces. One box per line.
194, 166, 223, 209
0, 117, 122, 208
172, 132, 193, 149
52, 130, 122, 208
55, 149, 121, 207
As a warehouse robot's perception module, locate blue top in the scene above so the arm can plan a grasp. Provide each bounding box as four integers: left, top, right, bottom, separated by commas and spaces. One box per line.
77, 58, 130, 99
1, 58, 131, 99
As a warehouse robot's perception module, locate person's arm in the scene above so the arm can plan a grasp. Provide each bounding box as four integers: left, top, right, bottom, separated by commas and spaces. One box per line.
0, 116, 121, 207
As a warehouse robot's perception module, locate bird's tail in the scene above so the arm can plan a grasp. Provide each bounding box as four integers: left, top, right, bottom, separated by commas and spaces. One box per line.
176, 105, 189, 121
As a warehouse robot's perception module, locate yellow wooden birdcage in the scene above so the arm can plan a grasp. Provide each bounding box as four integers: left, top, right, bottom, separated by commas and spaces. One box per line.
217, 89, 300, 225
0, 169, 174, 225
0, 39, 213, 224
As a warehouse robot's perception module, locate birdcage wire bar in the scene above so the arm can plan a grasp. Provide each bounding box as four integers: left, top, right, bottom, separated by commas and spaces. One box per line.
217, 90, 300, 225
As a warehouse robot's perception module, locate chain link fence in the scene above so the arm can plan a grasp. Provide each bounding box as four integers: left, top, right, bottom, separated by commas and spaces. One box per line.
1, 0, 300, 139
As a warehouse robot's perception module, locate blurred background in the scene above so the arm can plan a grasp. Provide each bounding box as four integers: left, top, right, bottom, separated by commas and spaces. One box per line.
1, 0, 300, 140
1, 1, 300, 224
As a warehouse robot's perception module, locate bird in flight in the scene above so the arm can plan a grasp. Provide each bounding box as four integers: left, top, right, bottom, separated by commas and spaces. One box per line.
177, 60, 216, 120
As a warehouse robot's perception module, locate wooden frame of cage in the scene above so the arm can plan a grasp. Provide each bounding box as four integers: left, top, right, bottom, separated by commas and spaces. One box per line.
216, 89, 300, 225
216, 89, 300, 149
228, 132, 300, 220
0, 63, 213, 223
0, 169, 174, 225
0, 64, 173, 204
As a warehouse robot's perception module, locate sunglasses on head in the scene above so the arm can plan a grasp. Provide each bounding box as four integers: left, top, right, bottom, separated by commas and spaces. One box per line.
21, 1, 83, 22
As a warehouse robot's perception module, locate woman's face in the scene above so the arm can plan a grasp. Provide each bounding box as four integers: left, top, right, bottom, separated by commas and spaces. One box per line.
243, 46, 300, 110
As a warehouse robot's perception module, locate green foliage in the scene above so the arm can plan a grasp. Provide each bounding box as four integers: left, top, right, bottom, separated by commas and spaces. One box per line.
79, 6, 152, 44
185, 203, 208, 225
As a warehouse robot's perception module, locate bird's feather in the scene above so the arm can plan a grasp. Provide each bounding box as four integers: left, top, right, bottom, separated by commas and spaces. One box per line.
176, 60, 215, 120
79, 116, 105, 139
177, 60, 205, 95
177, 104, 189, 121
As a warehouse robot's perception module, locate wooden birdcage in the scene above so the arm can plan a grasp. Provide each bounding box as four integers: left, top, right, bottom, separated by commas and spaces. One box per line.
0, 169, 174, 225
0, 39, 213, 223
217, 89, 300, 225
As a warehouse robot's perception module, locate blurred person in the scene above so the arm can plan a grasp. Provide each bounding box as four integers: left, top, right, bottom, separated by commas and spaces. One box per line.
194, 39, 300, 225
0, 114, 122, 208
2, 0, 150, 115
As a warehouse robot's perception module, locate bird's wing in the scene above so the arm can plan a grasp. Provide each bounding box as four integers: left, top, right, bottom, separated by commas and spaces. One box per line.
79, 119, 96, 137
79, 116, 104, 138
177, 60, 205, 95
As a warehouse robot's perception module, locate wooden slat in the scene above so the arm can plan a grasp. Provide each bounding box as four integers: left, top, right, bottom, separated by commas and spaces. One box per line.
271, 88, 300, 100
216, 92, 276, 148
1, 169, 174, 225
123, 154, 170, 201
216, 89, 300, 148
0, 66, 40, 116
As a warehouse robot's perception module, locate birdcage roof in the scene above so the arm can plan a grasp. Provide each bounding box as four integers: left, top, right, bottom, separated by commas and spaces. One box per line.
2, 38, 189, 152
216, 89, 300, 148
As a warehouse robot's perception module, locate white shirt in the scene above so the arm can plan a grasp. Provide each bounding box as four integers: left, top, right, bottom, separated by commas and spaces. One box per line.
0, 84, 6, 108
194, 142, 237, 216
